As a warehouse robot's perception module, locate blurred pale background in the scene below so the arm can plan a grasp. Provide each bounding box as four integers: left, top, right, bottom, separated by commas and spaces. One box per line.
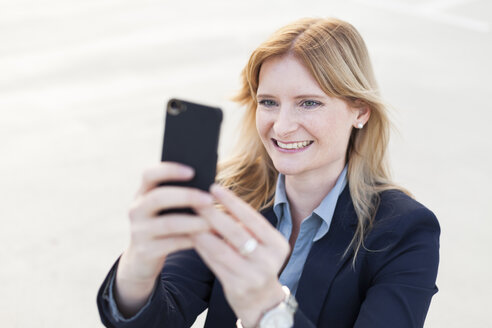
1, 0, 491, 327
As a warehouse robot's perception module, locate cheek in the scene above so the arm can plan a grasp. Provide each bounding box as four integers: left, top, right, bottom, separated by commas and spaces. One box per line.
255, 111, 269, 139
303, 116, 329, 141
305, 115, 351, 145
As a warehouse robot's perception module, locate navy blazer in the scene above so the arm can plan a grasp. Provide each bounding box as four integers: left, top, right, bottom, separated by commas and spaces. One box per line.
97, 186, 440, 327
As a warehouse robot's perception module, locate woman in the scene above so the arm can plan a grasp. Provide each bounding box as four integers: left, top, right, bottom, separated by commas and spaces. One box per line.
97, 17, 440, 328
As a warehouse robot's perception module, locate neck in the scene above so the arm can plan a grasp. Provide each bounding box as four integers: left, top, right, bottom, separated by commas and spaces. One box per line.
284, 161, 345, 226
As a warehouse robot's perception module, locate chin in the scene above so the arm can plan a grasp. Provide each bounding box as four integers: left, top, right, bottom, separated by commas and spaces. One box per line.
272, 162, 306, 176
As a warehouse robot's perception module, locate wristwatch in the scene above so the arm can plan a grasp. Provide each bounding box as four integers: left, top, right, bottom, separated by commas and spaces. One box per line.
236, 286, 298, 328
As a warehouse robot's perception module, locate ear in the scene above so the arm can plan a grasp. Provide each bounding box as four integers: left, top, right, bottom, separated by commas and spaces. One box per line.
352, 100, 371, 129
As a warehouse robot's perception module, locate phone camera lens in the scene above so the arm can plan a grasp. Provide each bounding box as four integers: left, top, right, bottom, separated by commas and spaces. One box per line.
168, 100, 186, 115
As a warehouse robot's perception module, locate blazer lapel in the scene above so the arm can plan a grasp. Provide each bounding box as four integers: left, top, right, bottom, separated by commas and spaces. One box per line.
262, 207, 278, 226
294, 185, 357, 323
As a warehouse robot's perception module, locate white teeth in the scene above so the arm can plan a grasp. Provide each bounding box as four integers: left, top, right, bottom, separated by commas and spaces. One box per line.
277, 140, 311, 149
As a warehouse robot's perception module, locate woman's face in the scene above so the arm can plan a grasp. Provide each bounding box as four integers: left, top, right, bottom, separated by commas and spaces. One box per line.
255, 54, 362, 179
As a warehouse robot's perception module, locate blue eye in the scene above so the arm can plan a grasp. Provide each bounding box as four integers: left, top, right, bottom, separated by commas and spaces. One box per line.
301, 100, 321, 108
258, 99, 278, 107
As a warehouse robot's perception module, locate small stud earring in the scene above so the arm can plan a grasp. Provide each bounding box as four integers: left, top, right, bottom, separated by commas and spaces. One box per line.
357, 123, 364, 129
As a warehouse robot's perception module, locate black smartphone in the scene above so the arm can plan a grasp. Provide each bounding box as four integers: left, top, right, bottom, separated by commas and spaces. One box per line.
159, 98, 223, 214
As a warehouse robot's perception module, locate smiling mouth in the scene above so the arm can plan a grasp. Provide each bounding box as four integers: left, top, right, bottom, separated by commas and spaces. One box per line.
273, 139, 314, 150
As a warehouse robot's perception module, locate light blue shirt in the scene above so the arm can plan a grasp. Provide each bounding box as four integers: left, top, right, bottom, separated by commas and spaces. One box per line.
274, 166, 348, 295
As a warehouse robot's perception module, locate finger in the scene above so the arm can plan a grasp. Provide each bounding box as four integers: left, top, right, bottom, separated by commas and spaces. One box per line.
210, 184, 282, 245
192, 232, 249, 278
134, 215, 210, 239
196, 205, 258, 254
131, 186, 213, 219
136, 162, 195, 197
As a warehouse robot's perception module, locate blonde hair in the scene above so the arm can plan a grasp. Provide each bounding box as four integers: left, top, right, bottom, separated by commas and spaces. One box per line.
218, 17, 409, 263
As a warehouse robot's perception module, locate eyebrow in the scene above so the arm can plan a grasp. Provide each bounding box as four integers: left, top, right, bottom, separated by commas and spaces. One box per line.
256, 93, 326, 99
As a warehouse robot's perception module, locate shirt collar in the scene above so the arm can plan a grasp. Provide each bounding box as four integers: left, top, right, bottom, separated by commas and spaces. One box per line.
312, 166, 347, 241
273, 165, 348, 241
273, 173, 288, 220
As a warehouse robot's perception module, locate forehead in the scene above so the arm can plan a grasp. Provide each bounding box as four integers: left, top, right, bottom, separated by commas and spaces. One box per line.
257, 54, 325, 96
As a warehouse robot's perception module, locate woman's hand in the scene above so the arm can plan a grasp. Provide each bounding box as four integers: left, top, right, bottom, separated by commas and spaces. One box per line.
114, 162, 213, 317
193, 184, 291, 327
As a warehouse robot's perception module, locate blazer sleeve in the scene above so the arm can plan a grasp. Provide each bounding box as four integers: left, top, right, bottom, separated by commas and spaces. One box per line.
97, 249, 215, 328
354, 207, 440, 328
292, 310, 317, 327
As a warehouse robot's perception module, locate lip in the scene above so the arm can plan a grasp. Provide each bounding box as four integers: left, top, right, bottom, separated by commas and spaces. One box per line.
271, 138, 313, 153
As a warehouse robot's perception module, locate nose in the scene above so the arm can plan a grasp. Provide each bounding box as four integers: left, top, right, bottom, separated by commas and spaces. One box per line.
273, 106, 298, 138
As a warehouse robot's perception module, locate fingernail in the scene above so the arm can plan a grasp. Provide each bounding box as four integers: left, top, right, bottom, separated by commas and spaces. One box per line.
181, 166, 194, 176
210, 183, 223, 194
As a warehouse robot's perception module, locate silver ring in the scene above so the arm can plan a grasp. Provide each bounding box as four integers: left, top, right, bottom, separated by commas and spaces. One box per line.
238, 238, 258, 256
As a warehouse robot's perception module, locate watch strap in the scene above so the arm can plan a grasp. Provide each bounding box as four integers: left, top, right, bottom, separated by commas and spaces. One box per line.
236, 286, 297, 328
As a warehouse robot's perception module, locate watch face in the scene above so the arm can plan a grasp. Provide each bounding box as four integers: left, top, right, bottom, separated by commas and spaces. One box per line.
263, 311, 293, 328
272, 314, 292, 326
259, 288, 297, 328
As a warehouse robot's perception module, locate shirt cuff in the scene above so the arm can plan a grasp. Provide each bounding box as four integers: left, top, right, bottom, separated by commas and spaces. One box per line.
106, 268, 156, 322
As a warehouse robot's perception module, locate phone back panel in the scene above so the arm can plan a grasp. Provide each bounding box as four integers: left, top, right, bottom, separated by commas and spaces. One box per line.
161, 99, 223, 191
